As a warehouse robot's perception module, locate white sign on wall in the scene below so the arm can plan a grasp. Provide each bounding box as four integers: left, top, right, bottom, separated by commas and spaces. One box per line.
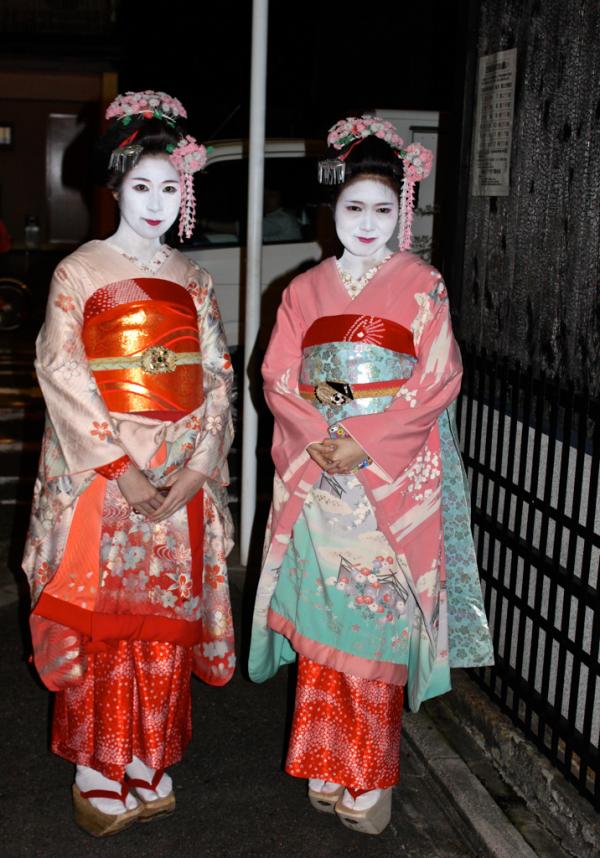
471, 48, 517, 196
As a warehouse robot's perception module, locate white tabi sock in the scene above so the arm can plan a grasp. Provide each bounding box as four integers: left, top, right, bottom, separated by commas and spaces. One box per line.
309, 778, 342, 794
341, 788, 382, 810
75, 764, 138, 815
125, 755, 173, 802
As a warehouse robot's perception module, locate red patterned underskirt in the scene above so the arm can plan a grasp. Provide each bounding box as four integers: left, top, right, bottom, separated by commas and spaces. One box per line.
285, 656, 404, 791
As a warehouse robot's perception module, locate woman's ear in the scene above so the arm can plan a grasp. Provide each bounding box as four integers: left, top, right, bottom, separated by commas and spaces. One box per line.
112, 191, 119, 202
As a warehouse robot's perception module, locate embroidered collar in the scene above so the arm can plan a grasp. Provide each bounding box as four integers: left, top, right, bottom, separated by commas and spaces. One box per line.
106, 242, 172, 274
336, 254, 392, 299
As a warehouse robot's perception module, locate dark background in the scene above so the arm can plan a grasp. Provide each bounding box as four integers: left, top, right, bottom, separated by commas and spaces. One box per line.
4, 0, 466, 143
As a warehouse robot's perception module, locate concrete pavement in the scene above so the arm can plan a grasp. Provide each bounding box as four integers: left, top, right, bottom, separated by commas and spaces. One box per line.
0, 561, 572, 858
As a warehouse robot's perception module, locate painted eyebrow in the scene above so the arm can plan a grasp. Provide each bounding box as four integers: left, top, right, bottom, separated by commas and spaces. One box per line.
128, 176, 179, 183
345, 199, 394, 205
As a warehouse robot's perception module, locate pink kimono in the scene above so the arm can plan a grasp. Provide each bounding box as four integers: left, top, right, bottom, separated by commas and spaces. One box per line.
249, 252, 493, 723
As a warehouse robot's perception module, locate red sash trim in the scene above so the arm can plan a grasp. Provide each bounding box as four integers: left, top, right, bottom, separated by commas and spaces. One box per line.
33, 592, 202, 651
298, 379, 407, 399
32, 489, 205, 653
303, 314, 416, 357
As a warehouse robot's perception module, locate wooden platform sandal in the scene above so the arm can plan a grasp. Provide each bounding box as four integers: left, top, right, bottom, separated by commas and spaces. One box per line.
127, 769, 176, 822
334, 787, 392, 835
72, 782, 142, 837
308, 781, 345, 814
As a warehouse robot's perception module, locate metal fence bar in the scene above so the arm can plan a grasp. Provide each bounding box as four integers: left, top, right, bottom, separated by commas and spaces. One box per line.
457, 343, 600, 810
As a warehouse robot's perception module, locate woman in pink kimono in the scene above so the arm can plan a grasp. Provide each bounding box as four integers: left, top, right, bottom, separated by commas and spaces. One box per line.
22, 91, 235, 836
249, 116, 494, 835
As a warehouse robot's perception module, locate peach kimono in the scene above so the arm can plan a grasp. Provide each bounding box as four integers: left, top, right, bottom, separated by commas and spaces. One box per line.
22, 240, 235, 778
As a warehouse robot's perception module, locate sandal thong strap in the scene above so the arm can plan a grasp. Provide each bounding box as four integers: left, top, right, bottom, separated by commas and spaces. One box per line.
79, 782, 130, 802
127, 769, 165, 793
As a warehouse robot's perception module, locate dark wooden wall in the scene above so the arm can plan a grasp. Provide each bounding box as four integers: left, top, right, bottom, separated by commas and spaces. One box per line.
457, 0, 600, 394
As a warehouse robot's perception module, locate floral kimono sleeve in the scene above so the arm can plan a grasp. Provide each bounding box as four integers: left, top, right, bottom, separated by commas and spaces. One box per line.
262, 281, 329, 481
186, 268, 234, 479
35, 258, 127, 476
342, 280, 462, 482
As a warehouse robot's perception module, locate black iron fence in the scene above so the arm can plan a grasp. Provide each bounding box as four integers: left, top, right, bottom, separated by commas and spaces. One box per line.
455, 344, 600, 809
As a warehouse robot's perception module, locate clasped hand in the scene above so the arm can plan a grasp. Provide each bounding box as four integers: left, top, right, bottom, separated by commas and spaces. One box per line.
117, 464, 206, 522
307, 436, 368, 474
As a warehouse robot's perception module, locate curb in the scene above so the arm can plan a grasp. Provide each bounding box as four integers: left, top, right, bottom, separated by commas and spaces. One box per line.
431, 671, 600, 858
403, 707, 537, 858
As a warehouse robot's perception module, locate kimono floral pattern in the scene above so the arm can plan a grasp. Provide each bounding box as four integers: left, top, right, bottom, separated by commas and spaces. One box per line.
23, 241, 235, 685
300, 342, 417, 423
250, 253, 494, 710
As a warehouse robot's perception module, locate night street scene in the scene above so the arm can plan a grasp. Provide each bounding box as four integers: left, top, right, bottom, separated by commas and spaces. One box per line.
0, 1, 599, 856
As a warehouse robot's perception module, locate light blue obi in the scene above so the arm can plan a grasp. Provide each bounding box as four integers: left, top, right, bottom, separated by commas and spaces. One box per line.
298, 313, 418, 424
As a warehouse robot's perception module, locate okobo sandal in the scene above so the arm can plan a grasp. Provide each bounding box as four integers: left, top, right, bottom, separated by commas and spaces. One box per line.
334, 787, 392, 835
127, 768, 176, 821
72, 783, 142, 837
308, 781, 345, 814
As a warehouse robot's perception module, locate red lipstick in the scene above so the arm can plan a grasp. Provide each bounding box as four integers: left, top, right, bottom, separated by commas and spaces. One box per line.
145, 219, 162, 226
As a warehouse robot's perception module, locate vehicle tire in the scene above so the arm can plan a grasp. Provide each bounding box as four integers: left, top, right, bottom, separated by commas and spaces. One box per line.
0, 277, 31, 330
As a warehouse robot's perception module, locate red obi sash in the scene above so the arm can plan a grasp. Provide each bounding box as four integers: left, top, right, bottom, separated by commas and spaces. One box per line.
83, 278, 203, 414
302, 314, 416, 356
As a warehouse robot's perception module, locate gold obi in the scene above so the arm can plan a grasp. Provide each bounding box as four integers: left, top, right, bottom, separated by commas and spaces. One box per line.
83, 279, 203, 414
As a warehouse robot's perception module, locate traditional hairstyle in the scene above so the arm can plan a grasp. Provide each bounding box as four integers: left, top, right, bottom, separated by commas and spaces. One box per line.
318, 115, 433, 252
101, 90, 207, 241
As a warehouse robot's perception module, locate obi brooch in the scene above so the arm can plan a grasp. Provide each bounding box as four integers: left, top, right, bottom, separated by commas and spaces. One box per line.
314, 380, 354, 407
88, 345, 202, 375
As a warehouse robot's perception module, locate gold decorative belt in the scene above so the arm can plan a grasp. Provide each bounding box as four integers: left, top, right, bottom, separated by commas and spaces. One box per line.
299, 379, 405, 407
88, 346, 201, 375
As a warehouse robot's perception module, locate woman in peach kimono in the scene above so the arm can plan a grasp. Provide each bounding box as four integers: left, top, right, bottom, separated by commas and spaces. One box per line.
22, 91, 235, 836
249, 116, 494, 835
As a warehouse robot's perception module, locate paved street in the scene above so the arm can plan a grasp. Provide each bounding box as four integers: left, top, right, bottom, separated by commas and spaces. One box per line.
0, 330, 579, 858
0, 578, 485, 858
0, 334, 481, 857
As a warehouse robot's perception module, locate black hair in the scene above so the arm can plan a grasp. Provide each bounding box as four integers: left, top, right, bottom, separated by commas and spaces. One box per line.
95, 115, 187, 190
328, 135, 404, 202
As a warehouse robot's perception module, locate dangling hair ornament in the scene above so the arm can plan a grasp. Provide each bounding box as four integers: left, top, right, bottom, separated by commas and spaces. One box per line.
105, 90, 208, 241
318, 115, 433, 252
167, 136, 208, 240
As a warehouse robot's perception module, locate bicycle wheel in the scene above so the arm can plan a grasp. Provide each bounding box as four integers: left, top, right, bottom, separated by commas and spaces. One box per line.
0, 278, 31, 330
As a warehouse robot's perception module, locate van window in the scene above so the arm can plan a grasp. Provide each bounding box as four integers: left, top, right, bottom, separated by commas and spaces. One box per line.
174, 156, 322, 248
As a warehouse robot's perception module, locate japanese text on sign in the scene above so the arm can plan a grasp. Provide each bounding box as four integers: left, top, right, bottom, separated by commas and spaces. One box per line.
472, 48, 517, 196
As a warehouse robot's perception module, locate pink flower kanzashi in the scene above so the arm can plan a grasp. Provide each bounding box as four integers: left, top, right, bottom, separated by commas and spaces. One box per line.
327, 115, 404, 152
169, 136, 207, 175
403, 143, 433, 182
106, 90, 187, 122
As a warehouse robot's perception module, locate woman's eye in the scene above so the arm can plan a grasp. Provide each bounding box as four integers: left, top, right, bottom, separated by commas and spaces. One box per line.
163, 185, 178, 194
346, 205, 361, 212
377, 207, 393, 215
132, 183, 149, 192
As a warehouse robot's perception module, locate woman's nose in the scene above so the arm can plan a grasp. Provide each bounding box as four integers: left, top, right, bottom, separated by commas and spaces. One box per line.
147, 192, 162, 212
360, 209, 374, 230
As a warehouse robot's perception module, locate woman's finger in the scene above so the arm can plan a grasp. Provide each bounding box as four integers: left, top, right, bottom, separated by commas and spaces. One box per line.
148, 491, 186, 521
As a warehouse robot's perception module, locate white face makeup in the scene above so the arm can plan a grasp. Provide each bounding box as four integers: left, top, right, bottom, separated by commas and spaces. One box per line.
334, 177, 398, 263
116, 155, 180, 241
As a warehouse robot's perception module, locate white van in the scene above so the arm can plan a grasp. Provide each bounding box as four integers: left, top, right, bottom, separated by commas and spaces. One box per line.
180, 139, 331, 349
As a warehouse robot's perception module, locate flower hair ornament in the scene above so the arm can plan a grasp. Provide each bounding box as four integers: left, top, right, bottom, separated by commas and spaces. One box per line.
318, 115, 433, 252
106, 90, 207, 240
